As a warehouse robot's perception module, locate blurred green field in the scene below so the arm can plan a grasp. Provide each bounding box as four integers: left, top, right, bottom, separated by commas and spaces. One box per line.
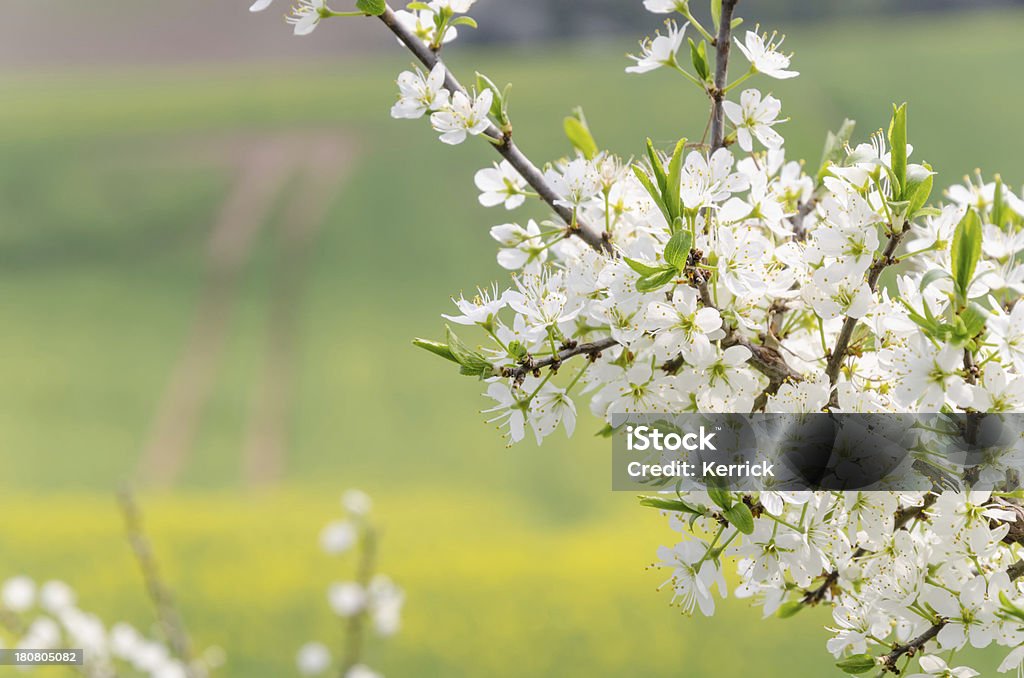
0, 8, 1022, 677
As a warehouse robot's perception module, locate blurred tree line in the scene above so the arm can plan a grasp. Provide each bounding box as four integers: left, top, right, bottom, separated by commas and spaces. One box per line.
470, 0, 1024, 42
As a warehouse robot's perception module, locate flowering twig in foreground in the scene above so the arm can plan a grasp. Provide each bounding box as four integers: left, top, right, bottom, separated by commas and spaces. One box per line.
118, 486, 198, 676
296, 490, 404, 678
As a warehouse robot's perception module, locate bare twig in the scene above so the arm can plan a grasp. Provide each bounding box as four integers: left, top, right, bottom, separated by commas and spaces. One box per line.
825, 221, 911, 395
709, 0, 740, 152
378, 5, 612, 254
507, 337, 618, 384
339, 525, 378, 677
879, 559, 1024, 671
117, 486, 196, 676
803, 493, 938, 606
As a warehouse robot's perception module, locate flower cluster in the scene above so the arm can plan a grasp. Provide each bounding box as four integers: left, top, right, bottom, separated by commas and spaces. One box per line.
0, 576, 219, 677
253, 1, 1024, 674
296, 490, 404, 678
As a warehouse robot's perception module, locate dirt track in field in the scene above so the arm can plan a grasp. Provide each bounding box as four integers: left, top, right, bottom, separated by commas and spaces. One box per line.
137, 133, 355, 488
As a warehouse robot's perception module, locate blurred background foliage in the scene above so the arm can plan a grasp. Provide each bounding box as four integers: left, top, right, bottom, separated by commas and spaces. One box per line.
0, 2, 1022, 676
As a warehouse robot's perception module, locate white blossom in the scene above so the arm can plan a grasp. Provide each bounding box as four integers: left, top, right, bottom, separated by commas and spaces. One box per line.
430, 89, 493, 145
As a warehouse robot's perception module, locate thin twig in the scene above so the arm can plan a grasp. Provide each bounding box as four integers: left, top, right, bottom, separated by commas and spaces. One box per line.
117, 486, 196, 676
506, 337, 618, 384
377, 5, 611, 254
825, 220, 911, 396
339, 525, 378, 676
709, 0, 740, 152
879, 558, 1024, 671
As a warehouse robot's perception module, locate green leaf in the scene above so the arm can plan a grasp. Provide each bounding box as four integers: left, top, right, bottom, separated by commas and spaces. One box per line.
450, 15, 478, 28
636, 266, 678, 293
564, 114, 599, 160
595, 423, 617, 438
645, 138, 668, 194
663, 230, 693, 271
355, 0, 386, 15
507, 340, 529, 362
639, 496, 702, 515
706, 483, 732, 510
476, 73, 508, 125
445, 325, 496, 378
951, 208, 983, 303
723, 502, 755, 535
710, 0, 721, 28
775, 601, 805, 619
815, 119, 856, 185
406, 1, 431, 9
730, 17, 743, 28
664, 138, 687, 220
836, 655, 877, 675
888, 103, 908, 199
902, 163, 934, 219
993, 175, 1006, 228
688, 38, 709, 82
413, 338, 458, 364
632, 166, 671, 224
624, 257, 665, 277
958, 304, 988, 340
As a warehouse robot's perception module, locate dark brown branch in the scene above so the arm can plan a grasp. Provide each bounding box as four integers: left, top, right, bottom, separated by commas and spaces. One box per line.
803, 493, 938, 606
507, 337, 618, 383
880, 558, 1024, 671
709, 0, 740, 152
825, 221, 911, 394
879, 622, 942, 671
378, 5, 611, 254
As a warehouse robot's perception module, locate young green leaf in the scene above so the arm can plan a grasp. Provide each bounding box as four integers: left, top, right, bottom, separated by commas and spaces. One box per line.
706, 483, 732, 510
993, 175, 1006, 228
665, 138, 688, 220
835, 655, 877, 675
958, 304, 988, 341
636, 266, 678, 293
450, 16, 478, 28
951, 208, 983, 304
646, 138, 668, 194
507, 340, 529, 362
624, 257, 666, 277
710, 0, 722, 29
639, 496, 703, 515
775, 601, 805, 619
664, 230, 693, 271
564, 116, 599, 160
723, 502, 755, 535
689, 38, 710, 82
888, 103, 908, 199
413, 338, 458, 364
356, 0, 386, 15
902, 163, 934, 219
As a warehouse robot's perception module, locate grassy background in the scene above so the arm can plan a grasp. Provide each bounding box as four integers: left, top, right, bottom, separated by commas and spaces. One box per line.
0, 8, 1022, 676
